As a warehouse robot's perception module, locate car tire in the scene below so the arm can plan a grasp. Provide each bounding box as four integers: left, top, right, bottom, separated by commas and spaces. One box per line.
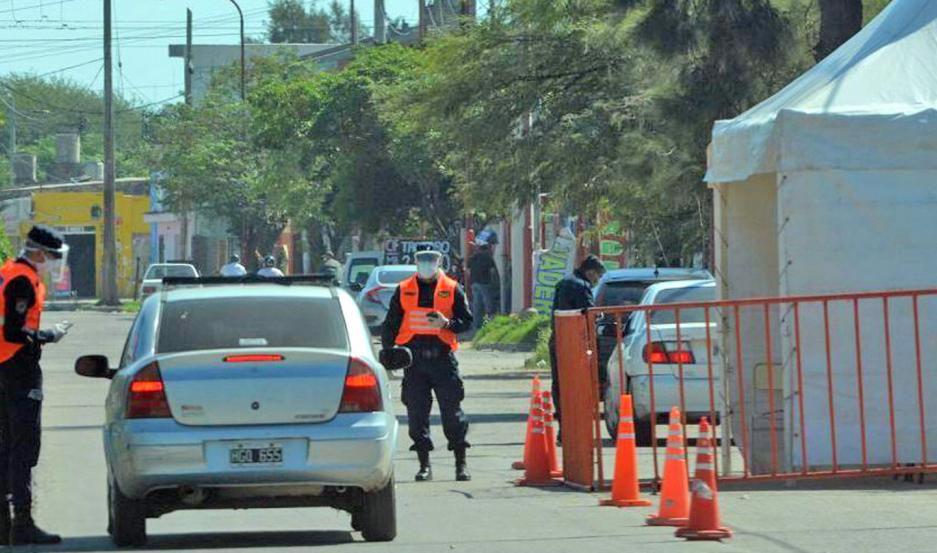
604, 398, 618, 440
108, 478, 147, 547
358, 476, 397, 542
635, 418, 653, 447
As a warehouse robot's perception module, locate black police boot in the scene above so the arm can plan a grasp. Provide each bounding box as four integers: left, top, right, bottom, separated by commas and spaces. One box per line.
0, 502, 10, 546
455, 448, 471, 482
415, 451, 433, 482
11, 505, 61, 545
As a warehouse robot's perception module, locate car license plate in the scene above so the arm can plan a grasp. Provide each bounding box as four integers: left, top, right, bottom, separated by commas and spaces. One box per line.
229, 443, 283, 466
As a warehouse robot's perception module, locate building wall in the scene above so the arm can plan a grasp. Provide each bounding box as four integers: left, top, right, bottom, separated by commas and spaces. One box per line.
30, 191, 150, 298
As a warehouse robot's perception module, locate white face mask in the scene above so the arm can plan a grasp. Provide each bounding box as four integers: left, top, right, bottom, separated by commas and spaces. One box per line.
417, 261, 439, 280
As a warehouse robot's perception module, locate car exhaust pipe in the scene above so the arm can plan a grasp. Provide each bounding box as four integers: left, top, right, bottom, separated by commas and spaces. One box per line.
179, 486, 207, 506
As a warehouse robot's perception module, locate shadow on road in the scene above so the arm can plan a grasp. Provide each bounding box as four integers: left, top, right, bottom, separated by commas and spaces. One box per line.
44, 531, 354, 552
397, 413, 526, 425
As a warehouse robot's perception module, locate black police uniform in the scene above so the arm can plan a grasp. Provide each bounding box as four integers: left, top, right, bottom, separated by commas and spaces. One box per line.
549, 268, 597, 423
382, 278, 473, 478
0, 225, 64, 545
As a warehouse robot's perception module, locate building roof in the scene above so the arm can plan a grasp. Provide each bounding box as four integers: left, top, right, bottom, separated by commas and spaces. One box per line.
0, 178, 149, 199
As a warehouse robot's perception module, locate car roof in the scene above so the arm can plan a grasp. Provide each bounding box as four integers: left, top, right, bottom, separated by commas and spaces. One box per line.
644, 279, 716, 297
147, 263, 196, 268
161, 284, 334, 303
600, 267, 712, 283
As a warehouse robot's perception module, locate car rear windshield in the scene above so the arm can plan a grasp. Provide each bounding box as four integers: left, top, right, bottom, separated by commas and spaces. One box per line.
146, 265, 197, 279
377, 269, 414, 285
597, 281, 655, 306
157, 297, 348, 353
648, 287, 715, 325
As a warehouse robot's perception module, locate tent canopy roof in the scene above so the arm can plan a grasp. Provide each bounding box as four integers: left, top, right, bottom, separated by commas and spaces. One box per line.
707, 0, 937, 183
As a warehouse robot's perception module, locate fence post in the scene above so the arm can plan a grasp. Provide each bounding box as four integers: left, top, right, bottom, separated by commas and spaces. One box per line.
554, 310, 600, 489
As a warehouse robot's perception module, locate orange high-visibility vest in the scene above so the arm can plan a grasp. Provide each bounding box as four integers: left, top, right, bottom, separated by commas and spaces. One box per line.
0, 260, 45, 363
395, 273, 459, 351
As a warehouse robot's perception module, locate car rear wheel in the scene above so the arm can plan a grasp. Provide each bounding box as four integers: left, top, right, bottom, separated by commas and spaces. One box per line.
635, 418, 653, 447
604, 397, 618, 440
108, 478, 147, 547
357, 476, 396, 542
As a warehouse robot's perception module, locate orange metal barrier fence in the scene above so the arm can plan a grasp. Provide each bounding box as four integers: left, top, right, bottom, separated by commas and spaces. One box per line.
554, 287, 937, 488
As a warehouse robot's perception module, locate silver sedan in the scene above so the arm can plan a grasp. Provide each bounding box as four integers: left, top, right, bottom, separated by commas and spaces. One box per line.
75, 279, 399, 546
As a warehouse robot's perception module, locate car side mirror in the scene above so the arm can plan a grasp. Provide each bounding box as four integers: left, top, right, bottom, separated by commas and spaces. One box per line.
349, 282, 364, 292
75, 355, 116, 379
379, 347, 412, 371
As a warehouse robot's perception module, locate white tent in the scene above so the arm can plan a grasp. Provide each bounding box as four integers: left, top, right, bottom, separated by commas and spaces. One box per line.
707, 0, 937, 474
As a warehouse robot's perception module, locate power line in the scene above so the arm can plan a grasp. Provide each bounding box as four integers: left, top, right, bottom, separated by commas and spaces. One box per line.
0, 0, 78, 16
34, 56, 102, 77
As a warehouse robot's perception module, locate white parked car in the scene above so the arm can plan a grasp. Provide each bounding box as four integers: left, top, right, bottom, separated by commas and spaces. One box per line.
138, 263, 199, 298
604, 279, 719, 445
353, 265, 417, 335
75, 277, 400, 545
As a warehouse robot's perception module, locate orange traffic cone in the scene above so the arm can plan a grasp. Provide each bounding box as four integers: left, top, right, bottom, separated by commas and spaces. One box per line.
599, 394, 652, 507
512, 376, 542, 471
541, 391, 562, 477
515, 407, 562, 487
676, 417, 732, 541
647, 407, 690, 526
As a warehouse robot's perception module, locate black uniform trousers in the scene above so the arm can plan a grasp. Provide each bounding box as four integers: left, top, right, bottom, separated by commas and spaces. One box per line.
401, 347, 470, 453
0, 346, 42, 508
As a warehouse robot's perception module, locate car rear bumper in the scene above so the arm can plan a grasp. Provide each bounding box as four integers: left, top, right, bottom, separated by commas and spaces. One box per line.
629, 373, 719, 421
106, 412, 397, 499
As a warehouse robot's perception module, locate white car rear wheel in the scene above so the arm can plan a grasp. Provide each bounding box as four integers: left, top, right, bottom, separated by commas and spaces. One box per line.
358, 476, 397, 542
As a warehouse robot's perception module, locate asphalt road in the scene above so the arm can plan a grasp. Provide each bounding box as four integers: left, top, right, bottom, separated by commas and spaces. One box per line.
26, 311, 937, 552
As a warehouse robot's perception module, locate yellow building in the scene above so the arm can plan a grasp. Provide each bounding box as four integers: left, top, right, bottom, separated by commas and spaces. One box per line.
17, 181, 150, 298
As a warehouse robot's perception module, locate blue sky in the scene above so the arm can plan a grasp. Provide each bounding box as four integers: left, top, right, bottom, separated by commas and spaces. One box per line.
0, 0, 424, 105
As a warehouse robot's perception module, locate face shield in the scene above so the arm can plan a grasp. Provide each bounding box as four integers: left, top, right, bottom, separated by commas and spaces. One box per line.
415, 251, 442, 280
26, 243, 70, 285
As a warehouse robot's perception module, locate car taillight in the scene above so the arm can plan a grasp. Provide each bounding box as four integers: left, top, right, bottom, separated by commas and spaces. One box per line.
142, 286, 156, 295
365, 287, 386, 304
642, 342, 695, 365
339, 357, 382, 413
126, 362, 172, 419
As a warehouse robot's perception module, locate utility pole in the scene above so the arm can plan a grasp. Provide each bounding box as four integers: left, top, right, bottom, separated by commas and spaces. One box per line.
184, 9, 193, 106
102, 0, 118, 304
419, 0, 426, 40
226, 0, 245, 102
374, 0, 385, 44
6, 94, 14, 187
350, 0, 358, 45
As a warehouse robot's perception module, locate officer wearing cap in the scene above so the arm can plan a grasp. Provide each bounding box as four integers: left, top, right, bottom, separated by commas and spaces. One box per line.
381, 248, 474, 482
0, 225, 69, 545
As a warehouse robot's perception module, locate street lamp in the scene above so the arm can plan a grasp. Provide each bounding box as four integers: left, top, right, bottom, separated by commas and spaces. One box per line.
227, 0, 245, 101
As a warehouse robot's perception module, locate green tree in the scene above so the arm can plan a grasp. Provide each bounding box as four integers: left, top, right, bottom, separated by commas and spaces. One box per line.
252, 45, 458, 250
0, 75, 149, 183
267, 0, 332, 43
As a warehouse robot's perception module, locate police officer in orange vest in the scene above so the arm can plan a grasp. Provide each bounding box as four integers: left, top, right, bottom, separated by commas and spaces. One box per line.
0, 226, 69, 545
382, 249, 473, 482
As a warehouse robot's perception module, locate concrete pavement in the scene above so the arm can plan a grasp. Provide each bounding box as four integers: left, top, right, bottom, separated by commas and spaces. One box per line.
27, 311, 937, 552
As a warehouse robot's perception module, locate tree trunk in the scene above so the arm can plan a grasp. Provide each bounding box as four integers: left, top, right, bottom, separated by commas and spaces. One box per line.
816, 0, 863, 61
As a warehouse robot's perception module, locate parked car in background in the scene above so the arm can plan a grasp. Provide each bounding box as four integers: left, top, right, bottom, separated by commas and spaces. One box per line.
594, 268, 712, 379
75, 278, 400, 545
343, 251, 382, 293
604, 279, 719, 444
354, 265, 417, 335
138, 263, 199, 298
